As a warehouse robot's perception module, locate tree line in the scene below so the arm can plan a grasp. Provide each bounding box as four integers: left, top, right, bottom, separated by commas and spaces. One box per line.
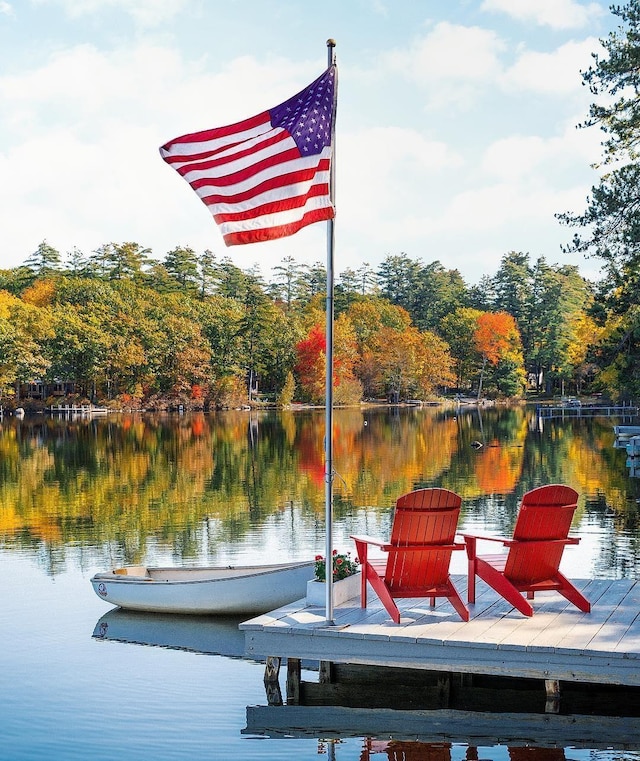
3, 0, 640, 407
0, 242, 595, 408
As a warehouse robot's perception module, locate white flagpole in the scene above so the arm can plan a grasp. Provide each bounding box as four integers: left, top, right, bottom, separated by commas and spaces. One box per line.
324, 38, 337, 624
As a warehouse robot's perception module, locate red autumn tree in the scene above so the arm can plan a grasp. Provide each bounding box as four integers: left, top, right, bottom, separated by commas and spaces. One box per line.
294, 324, 326, 403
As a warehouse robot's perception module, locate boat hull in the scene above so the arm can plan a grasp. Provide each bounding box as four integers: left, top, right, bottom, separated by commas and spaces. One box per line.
90, 561, 315, 614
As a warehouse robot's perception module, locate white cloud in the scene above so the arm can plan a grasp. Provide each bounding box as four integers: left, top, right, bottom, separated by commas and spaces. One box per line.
481, 0, 605, 30
385, 21, 600, 107
31, 0, 189, 25
502, 38, 601, 95
0, 42, 316, 140
480, 121, 603, 181
386, 21, 506, 108
338, 126, 464, 232
0, 2, 14, 16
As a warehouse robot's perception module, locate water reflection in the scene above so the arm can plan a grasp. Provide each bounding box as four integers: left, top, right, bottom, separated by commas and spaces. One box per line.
360, 741, 568, 760
1, 407, 639, 578
244, 702, 640, 752
92, 609, 249, 658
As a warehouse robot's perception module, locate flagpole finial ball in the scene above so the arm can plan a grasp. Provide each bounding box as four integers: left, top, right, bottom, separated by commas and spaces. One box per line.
326, 38, 336, 47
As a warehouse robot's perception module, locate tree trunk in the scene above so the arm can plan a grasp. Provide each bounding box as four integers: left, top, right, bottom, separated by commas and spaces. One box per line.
477, 356, 487, 402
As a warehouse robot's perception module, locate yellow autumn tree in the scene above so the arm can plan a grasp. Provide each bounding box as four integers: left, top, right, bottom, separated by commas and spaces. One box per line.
371, 325, 455, 400
0, 290, 52, 398
21, 279, 56, 307
566, 312, 604, 394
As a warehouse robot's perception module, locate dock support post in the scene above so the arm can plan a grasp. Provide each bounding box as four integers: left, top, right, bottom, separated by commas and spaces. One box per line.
319, 660, 334, 683
545, 679, 560, 713
286, 658, 301, 705
263, 656, 282, 706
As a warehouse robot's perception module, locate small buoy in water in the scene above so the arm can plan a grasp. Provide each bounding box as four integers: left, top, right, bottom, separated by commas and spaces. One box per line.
364, 420, 368, 426
471, 440, 483, 449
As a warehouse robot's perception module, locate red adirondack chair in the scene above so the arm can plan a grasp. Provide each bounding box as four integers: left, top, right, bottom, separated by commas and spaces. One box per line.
350, 488, 468, 623
462, 484, 590, 616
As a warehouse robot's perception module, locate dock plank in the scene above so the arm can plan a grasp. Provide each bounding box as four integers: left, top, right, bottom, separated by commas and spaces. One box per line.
555, 578, 635, 654
588, 580, 640, 655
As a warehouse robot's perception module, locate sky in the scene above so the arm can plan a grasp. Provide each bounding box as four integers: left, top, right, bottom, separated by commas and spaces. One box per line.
0, 0, 619, 285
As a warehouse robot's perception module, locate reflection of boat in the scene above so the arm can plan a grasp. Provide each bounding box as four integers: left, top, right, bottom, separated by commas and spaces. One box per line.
92, 608, 248, 658
90, 561, 315, 614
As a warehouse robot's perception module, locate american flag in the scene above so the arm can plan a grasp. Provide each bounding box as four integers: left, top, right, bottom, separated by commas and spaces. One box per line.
160, 66, 336, 246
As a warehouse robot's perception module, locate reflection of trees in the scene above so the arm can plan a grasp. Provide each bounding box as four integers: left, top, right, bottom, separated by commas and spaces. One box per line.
1, 408, 639, 577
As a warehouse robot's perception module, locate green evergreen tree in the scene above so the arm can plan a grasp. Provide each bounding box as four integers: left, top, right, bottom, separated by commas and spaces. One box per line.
558, 0, 640, 397
24, 240, 62, 277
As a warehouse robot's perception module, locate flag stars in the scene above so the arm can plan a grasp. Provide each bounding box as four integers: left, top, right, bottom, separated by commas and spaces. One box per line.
270, 66, 334, 155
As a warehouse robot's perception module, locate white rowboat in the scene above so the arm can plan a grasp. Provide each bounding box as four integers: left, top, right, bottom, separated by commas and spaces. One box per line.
90, 560, 315, 615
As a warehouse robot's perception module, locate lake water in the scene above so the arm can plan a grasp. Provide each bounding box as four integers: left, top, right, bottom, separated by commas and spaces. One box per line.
1, 405, 639, 760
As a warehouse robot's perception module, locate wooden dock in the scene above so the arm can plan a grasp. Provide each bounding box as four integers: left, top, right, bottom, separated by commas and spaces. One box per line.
240, 575, 640, 688
536, 404, 638, 419
47, 404, 109, 415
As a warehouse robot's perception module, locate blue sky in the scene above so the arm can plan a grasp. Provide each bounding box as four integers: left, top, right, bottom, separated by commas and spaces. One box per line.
0, 0, 617, 284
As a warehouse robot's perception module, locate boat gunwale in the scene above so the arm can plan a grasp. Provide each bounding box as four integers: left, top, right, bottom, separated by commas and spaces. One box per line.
91, 560, 315, 585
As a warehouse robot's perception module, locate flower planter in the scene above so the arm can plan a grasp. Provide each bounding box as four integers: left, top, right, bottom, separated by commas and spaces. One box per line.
306, 572, 361, 607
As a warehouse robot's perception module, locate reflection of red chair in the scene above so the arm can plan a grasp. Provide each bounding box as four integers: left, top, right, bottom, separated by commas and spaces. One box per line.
359, 741, 566, 761
463, 485, 590, 617
360, 738, 452, 761
351, 488, 468, 623
508, 748, 566, 761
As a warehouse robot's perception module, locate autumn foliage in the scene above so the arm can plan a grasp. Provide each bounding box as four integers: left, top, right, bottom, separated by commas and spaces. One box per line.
474, 311, 520, 365
294, 324, 326, 403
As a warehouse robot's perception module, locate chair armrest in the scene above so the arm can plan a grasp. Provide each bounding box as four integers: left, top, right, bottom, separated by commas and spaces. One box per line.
350, 534, 387, 549
459, 533, 510, 545
459, 533, 511, 556
461, 534, 581, 561
460, 533, 510, 561
387, 543, 466, 552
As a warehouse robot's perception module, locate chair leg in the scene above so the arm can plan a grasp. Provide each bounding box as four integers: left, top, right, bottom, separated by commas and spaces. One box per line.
360, 565, 369, 608
367, 574, 401, 623
476, 560, 534, 616
445, 580, 470, 621
465, 536, 477, 604
353, 540, 368, 608
555, 572, 591, 613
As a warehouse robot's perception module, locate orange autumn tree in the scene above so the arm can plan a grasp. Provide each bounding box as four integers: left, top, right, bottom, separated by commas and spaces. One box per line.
474, 311, 525, 400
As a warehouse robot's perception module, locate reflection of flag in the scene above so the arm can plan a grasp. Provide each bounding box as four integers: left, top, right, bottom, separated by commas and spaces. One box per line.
160, 66, 336, 246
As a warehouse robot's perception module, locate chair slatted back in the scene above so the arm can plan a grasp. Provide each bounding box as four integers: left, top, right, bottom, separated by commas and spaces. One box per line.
385, 488, 462, 593
504, 485, 579, 584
